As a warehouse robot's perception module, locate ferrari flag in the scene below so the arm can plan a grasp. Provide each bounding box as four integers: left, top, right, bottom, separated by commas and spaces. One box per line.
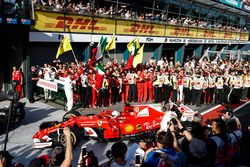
56, 36, 72, 59
133, 44, 144, 68
105, 34, 116, 51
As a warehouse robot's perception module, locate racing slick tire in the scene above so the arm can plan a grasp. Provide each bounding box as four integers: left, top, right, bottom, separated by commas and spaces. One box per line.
62, 110, 81, 122
58, 127, 79, 148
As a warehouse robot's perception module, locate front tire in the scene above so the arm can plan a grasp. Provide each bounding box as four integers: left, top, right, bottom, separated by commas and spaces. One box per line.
62, 110, 81, 122
58, 127, 79, 148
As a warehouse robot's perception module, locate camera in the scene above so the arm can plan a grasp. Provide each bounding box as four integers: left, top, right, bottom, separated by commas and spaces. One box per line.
170, 118, 178, 126
81, 145, 87, 156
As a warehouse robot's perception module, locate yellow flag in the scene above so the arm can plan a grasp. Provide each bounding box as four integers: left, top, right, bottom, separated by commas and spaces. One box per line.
127, 37, 140, 52
105, 34, 116, 51
56, 36, 72, 59
133, 44, 144, 68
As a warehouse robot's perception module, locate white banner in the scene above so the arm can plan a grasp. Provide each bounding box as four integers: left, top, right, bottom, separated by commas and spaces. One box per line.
29, 32, 248, 44
37, 79, 58, 92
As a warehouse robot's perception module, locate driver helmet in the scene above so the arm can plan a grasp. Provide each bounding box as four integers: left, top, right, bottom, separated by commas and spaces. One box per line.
111, 110, 120, 118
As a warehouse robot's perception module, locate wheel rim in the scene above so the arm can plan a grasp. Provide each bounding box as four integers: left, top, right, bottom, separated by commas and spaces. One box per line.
59, 132, 77, 147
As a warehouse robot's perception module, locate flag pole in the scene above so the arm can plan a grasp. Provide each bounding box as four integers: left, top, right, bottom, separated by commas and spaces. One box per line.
114, 48, 117, 61
71, 50, 79, 67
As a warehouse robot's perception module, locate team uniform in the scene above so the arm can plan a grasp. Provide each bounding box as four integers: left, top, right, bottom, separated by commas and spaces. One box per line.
12, 70, 23, 98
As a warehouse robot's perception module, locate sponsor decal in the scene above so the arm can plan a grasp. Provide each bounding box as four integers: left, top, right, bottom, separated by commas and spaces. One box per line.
170, 27, 191, 36
137, 108, 149, 117
240, 33, 249, 40
136, 124, 142, 131
54, 16, 106, 31
33, 12, 248, 41
37, 79, 58, 92
143, 120, 160, 130
124, 124, 134, 133
224, 32, 233, 39
124, 23, 158, 34
146, 37, 153, 42
169, 38, 183, 43
84, 127, 98, 137
97, 120, 102, 126
203, 30, 215, 38
135, 107, 139, 113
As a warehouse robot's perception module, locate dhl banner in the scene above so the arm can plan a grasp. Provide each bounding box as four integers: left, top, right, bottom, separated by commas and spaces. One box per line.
116, 20, 165, 36
219, 31, 239, 40
165, 26, 197, 38
239, 33, 249, 41
32, 11, 249, 41
33, 11, 115, 33
197, 29, 220, 39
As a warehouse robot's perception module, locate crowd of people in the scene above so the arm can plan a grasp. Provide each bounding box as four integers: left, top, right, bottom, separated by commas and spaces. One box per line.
33, 0, 247, 32
1, 103, 249, 167
24, 55, 250, 111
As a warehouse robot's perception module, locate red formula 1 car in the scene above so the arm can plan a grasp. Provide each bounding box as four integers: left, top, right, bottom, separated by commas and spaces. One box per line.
33, 103, 167, 148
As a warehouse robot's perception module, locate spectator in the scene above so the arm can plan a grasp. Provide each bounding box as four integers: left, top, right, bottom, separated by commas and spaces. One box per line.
143, 131, 181, 167
125, 139, 147, 164
77, 150, 98, 167
207, 118, 231, 167
0, 151, 14, 167
47, 127, 73, 167
109, 141, 133, 167
28, 66, 40, 103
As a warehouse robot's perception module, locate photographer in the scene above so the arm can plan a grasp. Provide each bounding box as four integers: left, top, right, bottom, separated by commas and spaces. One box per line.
48, 127, 73, 167
207, 118, 231, 167
0, 151, 13, 167
143, 130, 181, 167
221, 106, 241, 130
77, 150, 98, 167
125, 139, 147, 166
108, 141, 134, 167
175, 118, 209, 167
160, 103, 178, 132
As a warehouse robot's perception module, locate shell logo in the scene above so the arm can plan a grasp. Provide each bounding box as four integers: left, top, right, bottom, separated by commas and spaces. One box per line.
124, 124, 134, 133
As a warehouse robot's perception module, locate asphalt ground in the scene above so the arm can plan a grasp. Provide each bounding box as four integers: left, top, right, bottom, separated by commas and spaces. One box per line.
0, 97, 249, 166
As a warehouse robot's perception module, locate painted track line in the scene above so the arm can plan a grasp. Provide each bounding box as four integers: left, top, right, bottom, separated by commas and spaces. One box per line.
201, 104, 221, 115
234, 101, 250, 112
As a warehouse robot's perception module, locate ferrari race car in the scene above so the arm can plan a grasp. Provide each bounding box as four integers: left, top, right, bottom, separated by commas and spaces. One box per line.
33, 103, 195, 148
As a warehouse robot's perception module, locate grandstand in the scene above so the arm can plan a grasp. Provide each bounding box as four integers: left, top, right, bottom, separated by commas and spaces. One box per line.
0, 0, 250, 95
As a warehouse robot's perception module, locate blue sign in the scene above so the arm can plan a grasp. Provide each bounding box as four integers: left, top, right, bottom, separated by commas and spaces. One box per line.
6, 18, 17, 24
21, 19, 31, 25
242, 3, 250, 12
219, 0, 242, 9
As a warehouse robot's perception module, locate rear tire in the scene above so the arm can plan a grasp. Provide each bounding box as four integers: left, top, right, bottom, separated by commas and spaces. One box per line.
62, 111, 81, 122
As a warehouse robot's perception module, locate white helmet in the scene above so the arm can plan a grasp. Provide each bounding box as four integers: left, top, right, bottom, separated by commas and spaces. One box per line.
111, 110, 120, 118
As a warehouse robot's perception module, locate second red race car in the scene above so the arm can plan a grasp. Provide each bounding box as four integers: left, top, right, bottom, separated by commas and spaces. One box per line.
33, 103, 195, 148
